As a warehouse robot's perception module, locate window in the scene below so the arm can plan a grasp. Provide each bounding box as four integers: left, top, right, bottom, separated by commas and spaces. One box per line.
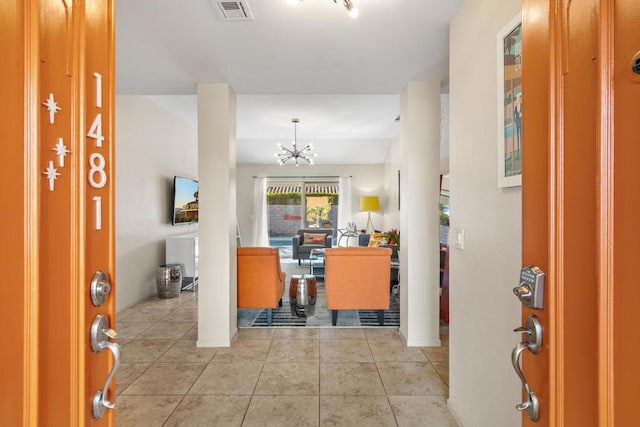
266, 180, 339, 250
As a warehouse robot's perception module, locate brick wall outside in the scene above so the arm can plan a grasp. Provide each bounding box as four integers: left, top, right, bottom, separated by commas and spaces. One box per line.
268, 205, 338, 238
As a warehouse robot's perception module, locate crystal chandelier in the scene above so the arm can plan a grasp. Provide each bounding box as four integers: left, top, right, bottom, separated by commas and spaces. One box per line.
275, 118, 316, 166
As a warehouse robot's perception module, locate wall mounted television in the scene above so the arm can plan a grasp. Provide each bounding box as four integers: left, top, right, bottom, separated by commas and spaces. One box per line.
172, 176, 199, 225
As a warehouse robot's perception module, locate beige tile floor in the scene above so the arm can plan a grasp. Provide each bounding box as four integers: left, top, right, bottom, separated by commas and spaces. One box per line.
115, 290, 455, 426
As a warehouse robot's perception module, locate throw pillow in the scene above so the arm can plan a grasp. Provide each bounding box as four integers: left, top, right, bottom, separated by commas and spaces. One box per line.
303, 232, 326, 244
367, 232, 388, 247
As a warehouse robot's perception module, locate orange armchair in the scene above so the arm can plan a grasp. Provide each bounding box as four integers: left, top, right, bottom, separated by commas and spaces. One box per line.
324, 247, 392, 326
237, 247, 286, 326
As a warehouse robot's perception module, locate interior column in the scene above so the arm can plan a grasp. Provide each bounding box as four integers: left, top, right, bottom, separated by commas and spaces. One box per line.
197, 83, 238, 346
399, 81, 441, 346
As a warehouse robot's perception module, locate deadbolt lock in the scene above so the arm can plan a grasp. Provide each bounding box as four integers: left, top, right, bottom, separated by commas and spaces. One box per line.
90, 271, 112, 307
513, 265, 545, 310
632, 56, 640, 75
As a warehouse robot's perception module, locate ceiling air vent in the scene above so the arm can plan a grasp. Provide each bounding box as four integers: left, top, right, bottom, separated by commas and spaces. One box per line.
215, 0, 254, 20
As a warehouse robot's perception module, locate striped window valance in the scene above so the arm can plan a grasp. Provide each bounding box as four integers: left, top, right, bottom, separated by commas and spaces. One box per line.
267, 184, 339, 194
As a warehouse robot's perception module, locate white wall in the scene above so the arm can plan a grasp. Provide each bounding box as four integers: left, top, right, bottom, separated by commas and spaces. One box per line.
115, 96, 198, 311
236, 164, 386, 245
448, 1, 522, 426
383, 137, 401, 232
440, 94, 450, 174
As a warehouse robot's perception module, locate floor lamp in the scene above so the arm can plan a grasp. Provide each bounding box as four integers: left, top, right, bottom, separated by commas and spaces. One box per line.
359, 196, 380, 234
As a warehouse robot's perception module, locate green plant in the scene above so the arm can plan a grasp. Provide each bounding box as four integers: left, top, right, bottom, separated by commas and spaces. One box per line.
267, 192, 301, 205
266, 192, 339, 206
385, 228, 400, 246
307, 206, 330, 226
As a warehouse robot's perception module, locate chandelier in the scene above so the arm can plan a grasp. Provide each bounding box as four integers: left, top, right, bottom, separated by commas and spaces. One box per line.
275, 118, 316, 166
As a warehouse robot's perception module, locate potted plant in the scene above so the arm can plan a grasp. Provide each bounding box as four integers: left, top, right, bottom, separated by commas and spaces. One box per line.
385, 229, 400, 246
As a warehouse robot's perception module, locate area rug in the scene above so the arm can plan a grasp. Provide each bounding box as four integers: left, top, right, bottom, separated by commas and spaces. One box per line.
358, 300, 400, 326
241, 259, 400, 328
250, 301, 306, 327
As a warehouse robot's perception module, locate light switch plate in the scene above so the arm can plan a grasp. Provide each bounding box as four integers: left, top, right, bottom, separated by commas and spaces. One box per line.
453, 227, 464, 250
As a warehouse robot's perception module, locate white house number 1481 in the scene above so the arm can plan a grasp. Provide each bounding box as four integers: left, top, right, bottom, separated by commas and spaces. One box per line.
89, 72, 105, 230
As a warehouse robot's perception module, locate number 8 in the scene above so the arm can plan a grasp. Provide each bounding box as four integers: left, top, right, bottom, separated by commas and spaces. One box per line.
88, 153, 107, 188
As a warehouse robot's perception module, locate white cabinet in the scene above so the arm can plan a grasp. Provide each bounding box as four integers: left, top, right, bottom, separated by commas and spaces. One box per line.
166, 234, 198, 290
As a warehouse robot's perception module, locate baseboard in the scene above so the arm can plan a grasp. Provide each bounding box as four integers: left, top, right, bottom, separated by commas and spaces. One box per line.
398, 328, 442, 347
406, 338, 441, 347
116, 290, 157, 314
197, 339, 231, 348
447, 399, 465, 427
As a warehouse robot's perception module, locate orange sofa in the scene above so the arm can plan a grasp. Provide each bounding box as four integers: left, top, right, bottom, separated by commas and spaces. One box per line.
237, 247, 286, 326
324, 247, 392, 326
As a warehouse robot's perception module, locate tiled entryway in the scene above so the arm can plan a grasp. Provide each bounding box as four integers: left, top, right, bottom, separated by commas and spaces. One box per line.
115, 291, 455, 426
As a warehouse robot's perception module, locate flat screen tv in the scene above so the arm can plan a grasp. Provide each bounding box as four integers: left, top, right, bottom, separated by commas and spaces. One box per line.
172, 176, 199, 225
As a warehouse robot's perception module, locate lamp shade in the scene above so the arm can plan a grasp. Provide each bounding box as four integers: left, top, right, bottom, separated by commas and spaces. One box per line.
359, 196, 380, 211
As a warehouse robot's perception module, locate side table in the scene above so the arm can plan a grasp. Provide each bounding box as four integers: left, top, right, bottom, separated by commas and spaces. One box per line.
390, 260, 400, 303
309, 248, 326, 280
337, 229, 359, 247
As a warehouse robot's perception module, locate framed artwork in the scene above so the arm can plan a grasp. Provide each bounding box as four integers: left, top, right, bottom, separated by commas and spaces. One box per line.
497, 13, 523, 188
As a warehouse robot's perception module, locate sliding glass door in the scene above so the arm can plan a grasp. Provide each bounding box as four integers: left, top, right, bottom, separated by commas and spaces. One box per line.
266, 180, 339, 256
304, 184, 338, 230
266, 182, 303, 252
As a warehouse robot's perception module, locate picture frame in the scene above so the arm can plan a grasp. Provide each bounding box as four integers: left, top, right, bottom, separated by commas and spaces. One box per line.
497, 13, 523, 188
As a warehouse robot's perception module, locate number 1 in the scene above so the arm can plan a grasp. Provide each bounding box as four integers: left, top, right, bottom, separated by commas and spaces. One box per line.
93, 72, 102, 108
93, 196, 102, 230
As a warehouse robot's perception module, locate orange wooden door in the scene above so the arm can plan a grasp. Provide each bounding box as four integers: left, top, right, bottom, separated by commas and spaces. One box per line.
0, 1, 116, 425
609, 1, 640, 424
521, 0, 639, 425
0, 1, 37, 424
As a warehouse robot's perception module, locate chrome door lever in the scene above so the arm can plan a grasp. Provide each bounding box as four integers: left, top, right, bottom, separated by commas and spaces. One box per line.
513, 315, 542, 353
511, 314, 543, 421
513, 326, 532, 335
512, 342, 539, 420
90, 314, 120, 420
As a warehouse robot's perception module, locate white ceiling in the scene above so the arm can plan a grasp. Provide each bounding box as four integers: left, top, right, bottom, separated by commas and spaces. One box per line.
116, 0, 463, 165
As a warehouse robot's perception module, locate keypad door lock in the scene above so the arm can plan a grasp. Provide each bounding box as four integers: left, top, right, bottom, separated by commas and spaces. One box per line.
513, 265, 545, 310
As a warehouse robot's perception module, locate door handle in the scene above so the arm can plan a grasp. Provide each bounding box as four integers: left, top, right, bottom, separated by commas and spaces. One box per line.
513, 314, 542, 353
90, 314, 120, 420
511, 314, 542, 421
511, 342, 539, 420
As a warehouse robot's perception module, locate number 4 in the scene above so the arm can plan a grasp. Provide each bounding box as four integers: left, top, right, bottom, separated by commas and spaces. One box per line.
87, 113, 104, 147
